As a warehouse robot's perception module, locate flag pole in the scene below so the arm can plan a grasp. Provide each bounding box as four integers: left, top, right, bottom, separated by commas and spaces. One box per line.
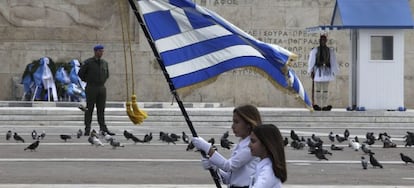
127, 1, 222, 187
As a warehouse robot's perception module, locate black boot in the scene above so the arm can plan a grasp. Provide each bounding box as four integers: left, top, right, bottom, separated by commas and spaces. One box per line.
313, 105, 321, 111
104, 130, 115, 136
84, 127, 91, 136
100, 125, 115, 136
326, 105, 332, 111
322, 105, 332, 111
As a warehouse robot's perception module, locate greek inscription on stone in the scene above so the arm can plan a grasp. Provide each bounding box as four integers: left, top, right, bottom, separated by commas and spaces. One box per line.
214, 0, 238, 5
246, 29, 347, 78
195, 0, 252, 6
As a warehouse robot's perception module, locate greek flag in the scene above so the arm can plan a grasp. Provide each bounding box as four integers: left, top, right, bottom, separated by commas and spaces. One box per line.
136, 0, 311, 108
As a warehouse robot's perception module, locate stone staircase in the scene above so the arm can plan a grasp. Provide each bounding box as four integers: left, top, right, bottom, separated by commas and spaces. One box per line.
1, 101, 414, 131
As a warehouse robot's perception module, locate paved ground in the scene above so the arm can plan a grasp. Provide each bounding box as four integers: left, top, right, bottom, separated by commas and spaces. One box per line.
0, 106, 414, 187
0, 185, 413, 188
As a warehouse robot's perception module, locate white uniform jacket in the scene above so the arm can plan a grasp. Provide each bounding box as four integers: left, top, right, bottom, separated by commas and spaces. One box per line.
209, 136, 259, 187
307, 47, 339, 82
249, 158, 282, 188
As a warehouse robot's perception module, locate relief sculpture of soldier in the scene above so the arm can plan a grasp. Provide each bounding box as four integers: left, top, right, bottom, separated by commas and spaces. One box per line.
307, 34, 339, 111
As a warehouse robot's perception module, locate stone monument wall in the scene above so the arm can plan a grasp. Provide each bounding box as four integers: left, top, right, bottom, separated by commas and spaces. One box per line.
1, 0, 414, 108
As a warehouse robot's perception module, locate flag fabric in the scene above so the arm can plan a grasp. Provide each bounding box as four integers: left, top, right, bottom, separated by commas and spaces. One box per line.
136, 0, 312, 108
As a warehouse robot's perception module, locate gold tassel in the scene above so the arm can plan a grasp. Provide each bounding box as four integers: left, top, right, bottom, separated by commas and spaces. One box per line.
126, 101, 141, 124
125, 95, 148, 125
131, 94, 148, 121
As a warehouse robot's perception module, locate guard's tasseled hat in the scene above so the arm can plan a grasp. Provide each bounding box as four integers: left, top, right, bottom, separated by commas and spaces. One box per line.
320, 34, 327, 39
93, 44, 104, 51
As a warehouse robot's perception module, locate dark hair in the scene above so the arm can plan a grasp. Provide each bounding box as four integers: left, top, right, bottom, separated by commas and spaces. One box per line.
252, 124, 287, 183
233, 104, 262, 132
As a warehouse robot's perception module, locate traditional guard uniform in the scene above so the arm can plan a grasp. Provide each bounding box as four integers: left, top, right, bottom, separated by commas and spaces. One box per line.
307, 35, 339, 111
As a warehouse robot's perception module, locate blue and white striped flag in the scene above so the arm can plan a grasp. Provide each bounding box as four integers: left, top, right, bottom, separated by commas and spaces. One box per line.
136, 0, 311, 108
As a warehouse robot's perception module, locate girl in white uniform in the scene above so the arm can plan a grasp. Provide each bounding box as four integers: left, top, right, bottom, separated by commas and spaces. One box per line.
248, 124, 287, 188
192, 104, 262, 188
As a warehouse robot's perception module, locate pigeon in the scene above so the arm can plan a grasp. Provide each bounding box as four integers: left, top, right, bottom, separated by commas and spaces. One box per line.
60, 134, 72, 142
220, 131, 234, 149
131, 135, 145, 143
309, 146, 332, 155
76, 129, 83, 139
404, 131, 414, 147
87, 136, 94, 145
222, 131, 230, 139
283, 137, 289, 146
78, 104, 88, 112
6, 130, 12, 140
290, 130, 300, 141
364, 132, 376, 145
124, 130, 144, 143
109, 138, 124, 149
143, 132, 153, 143
161, 134, 176, 145
354, 136, 359, 143
207, 137, 215, 145
290, 140, 305, 150
328, 132, 335, 142
365, 132, 376, 140
103, 132, 113, 142
378, 132, 391, 141
159, 131, 167, 140
369, 153, 383, 168
92, 136, 104, 147
361, 144, 373, 154
311, 134, 323, 143
336, 134, 346, 143
220, 139, 233, 149
361, 156, 368, 169
314, 147, 329, 160
330, 144, 344, 151
344, 129, 350, 139
400, 153, 414, 165
364, 138, 375, 146
383, 137, 397, 148
31, 130, 37, 140
207, 137, 217, 151
39, 131, 46, 139
123, 130, 136, 140
306, 138, 317, 148
90, 129, 98, 138
182, 131, 189, 144
24, 140, 40, 151
350, 139, 361, 151
13, 132, 25, 143
169, 133, 180, 141
186, 141, 195, 151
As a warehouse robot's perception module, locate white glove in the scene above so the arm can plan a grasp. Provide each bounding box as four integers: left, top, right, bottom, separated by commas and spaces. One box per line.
201, 157, 211, 170
191, 137, 211, 154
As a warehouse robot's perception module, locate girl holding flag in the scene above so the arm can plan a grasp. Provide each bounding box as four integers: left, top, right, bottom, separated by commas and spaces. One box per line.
192, 104, 262, 188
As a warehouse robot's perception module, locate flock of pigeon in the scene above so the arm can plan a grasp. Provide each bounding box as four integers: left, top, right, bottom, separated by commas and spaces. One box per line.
4, 129, 236, 153
4, 129, 162, 150
287, 129, 414, 169
8, 127, 413, 170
